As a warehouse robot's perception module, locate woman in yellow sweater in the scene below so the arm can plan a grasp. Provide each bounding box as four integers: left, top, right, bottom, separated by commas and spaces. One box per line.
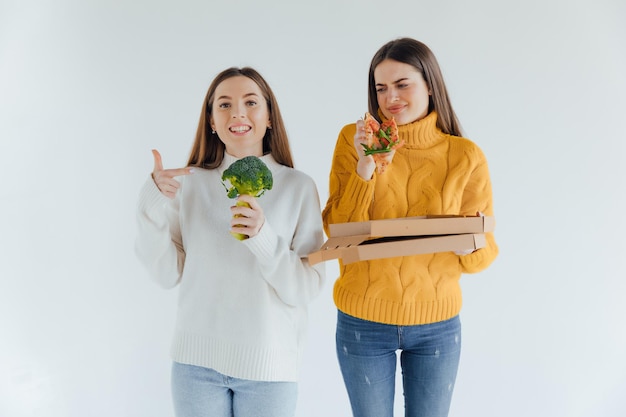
322, 37, 499, 417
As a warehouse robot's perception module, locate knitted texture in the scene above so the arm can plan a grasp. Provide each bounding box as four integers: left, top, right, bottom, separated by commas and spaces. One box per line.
322, 111, 498, 325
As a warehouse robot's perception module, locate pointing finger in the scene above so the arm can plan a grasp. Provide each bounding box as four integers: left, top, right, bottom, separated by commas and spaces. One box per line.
165, 167, 195, 177
152, 149, 163, 173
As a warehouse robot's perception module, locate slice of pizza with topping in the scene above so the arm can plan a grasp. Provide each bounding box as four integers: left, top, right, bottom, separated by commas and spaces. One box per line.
361, 112, 404, 174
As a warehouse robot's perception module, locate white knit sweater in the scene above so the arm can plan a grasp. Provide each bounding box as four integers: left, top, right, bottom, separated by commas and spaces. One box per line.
135, 153, 326, 382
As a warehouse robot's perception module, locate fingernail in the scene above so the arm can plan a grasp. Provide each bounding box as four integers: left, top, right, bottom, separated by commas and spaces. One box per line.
189, 168, 195, 174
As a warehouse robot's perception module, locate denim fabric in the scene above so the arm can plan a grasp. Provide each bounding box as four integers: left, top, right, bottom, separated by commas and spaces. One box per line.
171, 362, 298, 417
336, 310, 461, 417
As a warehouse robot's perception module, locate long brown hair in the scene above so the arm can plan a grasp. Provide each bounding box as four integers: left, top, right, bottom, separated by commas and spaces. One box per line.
367, 38, 463, 137
187, 67, 294, 169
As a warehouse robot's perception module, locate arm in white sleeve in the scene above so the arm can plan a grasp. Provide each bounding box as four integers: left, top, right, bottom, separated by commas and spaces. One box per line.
243, 180, 326, 307
134, 177, 185, 289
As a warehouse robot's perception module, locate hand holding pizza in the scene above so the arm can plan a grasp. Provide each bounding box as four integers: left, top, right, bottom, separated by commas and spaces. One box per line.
353, 119, 377, 180
359, 113, 404, 174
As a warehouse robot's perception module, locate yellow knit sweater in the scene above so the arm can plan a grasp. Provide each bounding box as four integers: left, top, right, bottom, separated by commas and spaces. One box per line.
322, 111, 498, 325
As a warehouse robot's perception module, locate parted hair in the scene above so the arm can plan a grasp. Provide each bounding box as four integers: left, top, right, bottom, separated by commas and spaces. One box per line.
367, 37, 463, 137
187, 67, 294, 169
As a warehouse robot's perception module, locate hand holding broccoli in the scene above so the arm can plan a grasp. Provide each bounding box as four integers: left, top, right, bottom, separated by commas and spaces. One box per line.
221, 156, 273, 240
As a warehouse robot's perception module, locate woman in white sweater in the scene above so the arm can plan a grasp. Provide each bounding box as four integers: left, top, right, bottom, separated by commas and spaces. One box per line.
135, 67, 326, 417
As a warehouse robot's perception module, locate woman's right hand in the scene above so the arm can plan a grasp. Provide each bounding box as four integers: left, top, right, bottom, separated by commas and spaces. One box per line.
151, 149, 194, 199
353, 119, 376, 180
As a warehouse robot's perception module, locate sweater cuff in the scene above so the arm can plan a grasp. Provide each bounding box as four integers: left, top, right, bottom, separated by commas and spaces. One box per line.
341, 172, 376, 218
138, 176, 170, 214
242, 220, 279, 262
459, 232, 498, 273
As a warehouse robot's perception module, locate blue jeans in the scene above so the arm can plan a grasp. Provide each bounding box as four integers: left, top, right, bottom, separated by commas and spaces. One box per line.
171, 362, 298, 417
336, 311, 461, 417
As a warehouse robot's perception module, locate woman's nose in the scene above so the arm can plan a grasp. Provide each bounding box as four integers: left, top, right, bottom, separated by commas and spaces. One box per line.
231, 104, 245, 118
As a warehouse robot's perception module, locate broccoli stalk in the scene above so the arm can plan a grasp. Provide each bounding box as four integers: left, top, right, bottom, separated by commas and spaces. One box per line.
221, 155, 273, 240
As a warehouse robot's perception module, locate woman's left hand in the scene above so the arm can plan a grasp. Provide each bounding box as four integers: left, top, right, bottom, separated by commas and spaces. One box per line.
230, 194, 266, 239
454, 211, 484, 255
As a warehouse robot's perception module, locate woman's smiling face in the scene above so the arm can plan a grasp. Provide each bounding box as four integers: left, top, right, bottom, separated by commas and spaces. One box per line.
210, 75, 271, 158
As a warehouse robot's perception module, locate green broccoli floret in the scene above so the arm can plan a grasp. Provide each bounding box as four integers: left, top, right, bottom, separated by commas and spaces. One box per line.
221, 156, 273, 240
222, 155, 273, 198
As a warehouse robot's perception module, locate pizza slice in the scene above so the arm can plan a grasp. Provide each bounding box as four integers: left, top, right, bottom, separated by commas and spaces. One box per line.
361, 112, 404, 174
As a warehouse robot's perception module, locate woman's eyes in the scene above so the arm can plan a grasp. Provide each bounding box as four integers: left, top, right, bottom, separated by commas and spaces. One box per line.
217, 100, 258, 108
377, 84, 409, 93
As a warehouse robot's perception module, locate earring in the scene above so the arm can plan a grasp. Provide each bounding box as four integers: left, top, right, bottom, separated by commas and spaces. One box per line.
211, 129, 216, 134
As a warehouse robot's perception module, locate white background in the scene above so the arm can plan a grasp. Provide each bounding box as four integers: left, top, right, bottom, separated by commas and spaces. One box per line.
1, 0, 625, 416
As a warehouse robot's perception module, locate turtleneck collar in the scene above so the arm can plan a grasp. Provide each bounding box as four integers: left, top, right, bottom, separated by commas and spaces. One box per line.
380, 110, 447, 150
219, 152, 282, 174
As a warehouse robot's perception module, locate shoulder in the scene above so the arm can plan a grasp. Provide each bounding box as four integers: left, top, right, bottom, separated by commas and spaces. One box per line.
275, 165, 317, 190
270, 167, 319, 206
265, 156, 316, 188
338, 122, 357, 138
329, 122, 357, 153
448, 134, 488, 161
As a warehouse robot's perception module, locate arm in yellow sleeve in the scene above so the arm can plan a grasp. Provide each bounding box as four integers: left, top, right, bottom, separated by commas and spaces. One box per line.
322, 124, 376, 235
458, 143, 499, 273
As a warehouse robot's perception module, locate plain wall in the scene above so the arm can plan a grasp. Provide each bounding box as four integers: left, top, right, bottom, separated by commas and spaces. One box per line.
1, 0, 625, 416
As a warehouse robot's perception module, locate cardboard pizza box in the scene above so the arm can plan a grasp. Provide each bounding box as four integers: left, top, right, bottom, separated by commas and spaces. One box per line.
328, 215, 495, 238
308, 215, 494, 265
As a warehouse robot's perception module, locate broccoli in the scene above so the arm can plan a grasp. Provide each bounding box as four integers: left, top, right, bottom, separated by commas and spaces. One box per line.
221, 155, 273, 240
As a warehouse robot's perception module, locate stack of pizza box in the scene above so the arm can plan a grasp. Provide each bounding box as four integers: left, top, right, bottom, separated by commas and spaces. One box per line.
308, 215, 495, 265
